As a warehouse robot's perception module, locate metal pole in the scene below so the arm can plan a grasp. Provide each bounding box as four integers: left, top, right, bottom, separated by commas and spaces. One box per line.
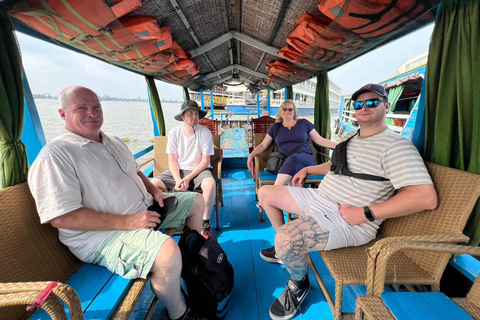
210, 89, 214, 119
257, 92, 260, 117
200, 91, 205, 111
267, 90, 271, 116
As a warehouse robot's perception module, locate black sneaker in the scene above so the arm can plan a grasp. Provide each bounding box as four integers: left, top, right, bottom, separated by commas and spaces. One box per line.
201, 223, 212, 239
260, 246, 283, 264
269, 279, 311, 320
168, 307, 207, 320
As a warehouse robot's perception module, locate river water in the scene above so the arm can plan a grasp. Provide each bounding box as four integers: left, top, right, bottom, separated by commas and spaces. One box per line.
34, 99, 339, 154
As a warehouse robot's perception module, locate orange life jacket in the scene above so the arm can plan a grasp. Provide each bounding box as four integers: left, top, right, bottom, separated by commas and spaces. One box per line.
159, 70, 196, 85
286, 12, 364, 55
266, 61, 315, 83
317, 0, 436, 39
278, 44, 343, 70
119, 16, 173, 51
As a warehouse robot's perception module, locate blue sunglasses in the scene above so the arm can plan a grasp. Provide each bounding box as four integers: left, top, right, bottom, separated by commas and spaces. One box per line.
353, 98, 386, 110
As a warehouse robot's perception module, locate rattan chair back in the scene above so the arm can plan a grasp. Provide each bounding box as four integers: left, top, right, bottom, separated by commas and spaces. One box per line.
153, 136, 169, 176
0, 182, 81, 319
379, 162, 480, 280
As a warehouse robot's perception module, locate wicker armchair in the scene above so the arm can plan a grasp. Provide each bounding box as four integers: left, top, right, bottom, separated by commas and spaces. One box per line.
312, 162, 480, 319
354, 243, 480, 320
198, 118, 219, 136
0, 182, 157, 320
153, 135, 223, 230
249, 116, 275, 152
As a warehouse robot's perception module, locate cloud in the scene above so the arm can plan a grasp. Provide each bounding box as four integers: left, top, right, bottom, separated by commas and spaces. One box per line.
16, 32, 184, 100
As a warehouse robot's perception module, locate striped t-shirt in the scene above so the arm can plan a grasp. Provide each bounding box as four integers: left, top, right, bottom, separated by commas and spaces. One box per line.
317, 128, 433, 236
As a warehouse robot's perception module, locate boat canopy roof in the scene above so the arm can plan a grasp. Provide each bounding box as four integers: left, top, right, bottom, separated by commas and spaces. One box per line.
6, 0, 439, 93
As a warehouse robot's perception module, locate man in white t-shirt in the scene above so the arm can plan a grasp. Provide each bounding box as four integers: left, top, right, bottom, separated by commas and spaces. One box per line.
152, 100, 216, 238
28, 86, 206, 320
257, 83, 438, 320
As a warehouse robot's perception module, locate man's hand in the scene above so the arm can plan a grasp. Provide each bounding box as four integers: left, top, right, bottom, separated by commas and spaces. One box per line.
292, 168, 307, 186
175, 177, 191, 191
152, 189, 167, 206
339, 204, 367, 226
126, 210, 161, 229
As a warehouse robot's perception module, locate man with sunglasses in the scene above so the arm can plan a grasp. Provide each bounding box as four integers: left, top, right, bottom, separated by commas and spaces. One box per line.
258, 83, 438, 320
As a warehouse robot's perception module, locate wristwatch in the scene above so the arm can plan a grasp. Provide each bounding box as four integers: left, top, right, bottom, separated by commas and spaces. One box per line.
363, 206, 375, 222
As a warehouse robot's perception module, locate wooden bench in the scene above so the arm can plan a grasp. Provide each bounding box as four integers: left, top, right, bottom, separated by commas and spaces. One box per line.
0, 182, 172, 320
309, 162, 480, 319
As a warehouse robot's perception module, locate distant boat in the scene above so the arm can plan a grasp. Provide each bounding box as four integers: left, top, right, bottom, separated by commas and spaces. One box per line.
335, 56, 427, 141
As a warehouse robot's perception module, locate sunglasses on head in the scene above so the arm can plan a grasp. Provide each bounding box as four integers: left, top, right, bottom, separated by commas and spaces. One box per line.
282, 108, 294, 112
353, 98, 386, 110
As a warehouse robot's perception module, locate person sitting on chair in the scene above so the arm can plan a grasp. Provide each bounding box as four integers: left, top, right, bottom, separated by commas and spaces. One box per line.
151, 100, 216, 238
247, 100, 337, 186
28, 86, 206, 320
258, 84, 438, 320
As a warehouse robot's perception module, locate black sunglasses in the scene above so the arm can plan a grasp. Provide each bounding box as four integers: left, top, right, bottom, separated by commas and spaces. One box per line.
353, 98, 386, 110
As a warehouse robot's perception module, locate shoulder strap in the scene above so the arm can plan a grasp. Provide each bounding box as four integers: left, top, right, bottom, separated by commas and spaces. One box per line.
285, 138, 309, 158
330, 131, 389, 182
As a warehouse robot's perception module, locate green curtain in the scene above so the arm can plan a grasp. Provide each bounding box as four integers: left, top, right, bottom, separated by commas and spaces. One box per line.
314, 71, 331, 162
183, 87, 190, 101
145, 75, 166, 136
285, 86, 293, 100
386, 85, 404, 126
424, 0, 480, 245
0, 10, 28, 189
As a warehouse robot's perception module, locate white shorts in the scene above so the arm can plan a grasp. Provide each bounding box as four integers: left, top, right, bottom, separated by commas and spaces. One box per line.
286, 187, 375, 251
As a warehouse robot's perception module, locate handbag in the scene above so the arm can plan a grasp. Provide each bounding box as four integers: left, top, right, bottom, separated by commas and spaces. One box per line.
266, 123, 309, 174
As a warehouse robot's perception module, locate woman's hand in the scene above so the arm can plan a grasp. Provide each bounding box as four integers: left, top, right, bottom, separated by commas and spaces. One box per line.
247, 155, 254, 173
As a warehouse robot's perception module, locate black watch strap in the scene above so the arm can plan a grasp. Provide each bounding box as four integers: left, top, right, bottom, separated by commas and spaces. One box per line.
363, 206, 375, 222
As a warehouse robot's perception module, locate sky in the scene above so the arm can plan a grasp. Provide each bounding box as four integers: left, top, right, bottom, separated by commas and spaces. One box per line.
15, 23, 434, 100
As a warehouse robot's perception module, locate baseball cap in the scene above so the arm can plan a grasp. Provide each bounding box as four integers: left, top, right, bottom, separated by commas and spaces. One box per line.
352, 83, 388, 101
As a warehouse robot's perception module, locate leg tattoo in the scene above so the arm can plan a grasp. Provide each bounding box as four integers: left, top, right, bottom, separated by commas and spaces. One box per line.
275, 216, 329, 280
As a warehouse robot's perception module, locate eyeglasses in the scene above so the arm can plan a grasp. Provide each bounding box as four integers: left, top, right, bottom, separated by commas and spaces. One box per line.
282, 108, 294, 112
353, 98, 386, 110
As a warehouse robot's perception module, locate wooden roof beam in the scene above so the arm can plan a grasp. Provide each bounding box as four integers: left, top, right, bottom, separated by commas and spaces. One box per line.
189, 31, 280, 58
204, 64, 266, 80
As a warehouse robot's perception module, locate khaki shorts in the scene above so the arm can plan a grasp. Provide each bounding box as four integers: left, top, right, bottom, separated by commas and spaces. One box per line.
92, 191, 196, 279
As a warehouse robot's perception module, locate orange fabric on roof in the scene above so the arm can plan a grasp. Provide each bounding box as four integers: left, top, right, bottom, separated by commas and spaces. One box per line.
119, 16, 171, 43
266, 60, 315, 83
111, 0, 142, 18
317, 0, 435, 38
286, 12, 364, 54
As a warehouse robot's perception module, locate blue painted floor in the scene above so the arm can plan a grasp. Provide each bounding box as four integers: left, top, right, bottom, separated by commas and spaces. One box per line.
221, 128, 250, 158
129, 168, 341, 320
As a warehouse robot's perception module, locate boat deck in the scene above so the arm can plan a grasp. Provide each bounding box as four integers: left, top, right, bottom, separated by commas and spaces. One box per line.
129, 127, 368, 319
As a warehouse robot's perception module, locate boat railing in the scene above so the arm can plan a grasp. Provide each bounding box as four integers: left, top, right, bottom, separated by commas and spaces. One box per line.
134, 144, 155, 177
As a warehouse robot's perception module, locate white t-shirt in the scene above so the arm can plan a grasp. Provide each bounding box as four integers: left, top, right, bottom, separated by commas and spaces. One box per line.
28, 130, 153, 263
166, 124, 214, 170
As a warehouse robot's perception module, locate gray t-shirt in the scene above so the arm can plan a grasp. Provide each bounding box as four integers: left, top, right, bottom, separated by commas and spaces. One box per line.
317, 128, 433, 236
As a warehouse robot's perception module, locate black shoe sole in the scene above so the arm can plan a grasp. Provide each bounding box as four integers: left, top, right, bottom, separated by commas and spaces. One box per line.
259, 252, 283, 264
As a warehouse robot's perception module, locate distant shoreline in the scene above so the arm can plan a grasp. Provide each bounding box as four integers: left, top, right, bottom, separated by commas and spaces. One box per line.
33, 96, 182, 103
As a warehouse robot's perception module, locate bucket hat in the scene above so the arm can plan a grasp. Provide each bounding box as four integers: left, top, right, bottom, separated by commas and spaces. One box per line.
174, 100, 207, 121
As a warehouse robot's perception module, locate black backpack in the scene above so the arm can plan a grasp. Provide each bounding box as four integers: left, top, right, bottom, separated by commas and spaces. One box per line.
178, 227, 234, 319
